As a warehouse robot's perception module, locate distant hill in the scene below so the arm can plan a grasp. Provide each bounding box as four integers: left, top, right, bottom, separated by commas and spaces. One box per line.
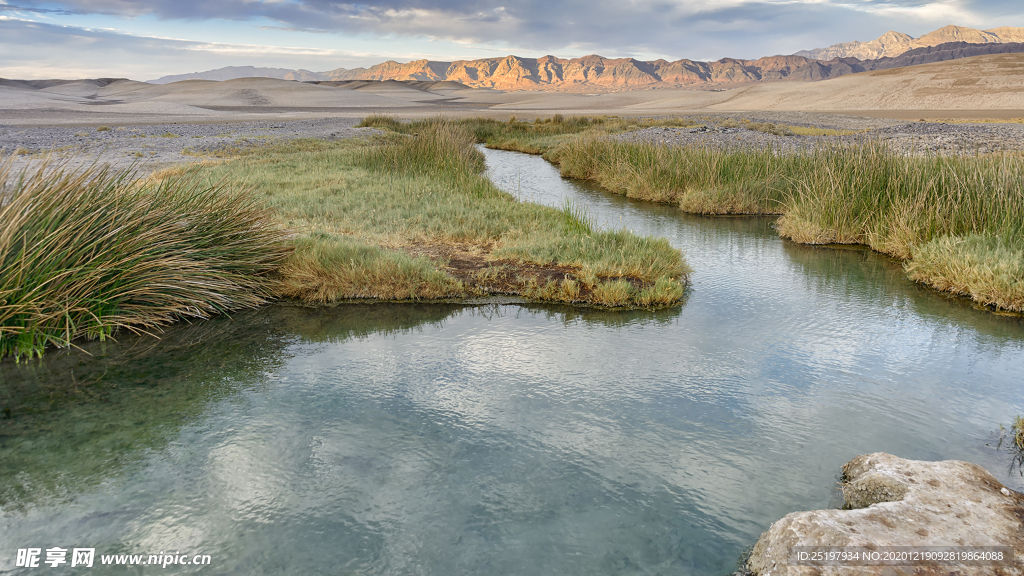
795, 25, 1024, 60
148, 66, 309, 84
144, 25, 1024, 92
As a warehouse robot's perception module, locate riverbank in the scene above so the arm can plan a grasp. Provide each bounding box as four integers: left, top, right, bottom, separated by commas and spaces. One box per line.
0, 121, 689, 359
371, 116, 1024, 314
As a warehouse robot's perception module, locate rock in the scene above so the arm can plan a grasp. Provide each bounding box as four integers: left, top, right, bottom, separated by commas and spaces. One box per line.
747, 452, 1024, 575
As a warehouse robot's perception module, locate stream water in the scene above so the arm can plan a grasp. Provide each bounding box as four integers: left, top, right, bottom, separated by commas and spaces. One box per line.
2, 148, 1024, 575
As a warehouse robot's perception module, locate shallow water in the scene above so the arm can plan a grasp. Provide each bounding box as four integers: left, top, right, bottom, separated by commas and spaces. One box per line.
2, 149, 1024, 575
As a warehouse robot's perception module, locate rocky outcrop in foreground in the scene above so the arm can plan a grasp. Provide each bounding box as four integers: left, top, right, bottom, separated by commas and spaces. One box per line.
747, 453, 1024, 575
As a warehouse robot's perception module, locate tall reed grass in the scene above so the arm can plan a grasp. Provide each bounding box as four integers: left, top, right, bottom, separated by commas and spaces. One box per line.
548, 136, 1024, 311
359, 114, 700, 155
0, 158, 290, 360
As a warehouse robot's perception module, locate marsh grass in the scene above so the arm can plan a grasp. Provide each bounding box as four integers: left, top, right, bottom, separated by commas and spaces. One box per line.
0, 158, 290, 360
200, 121, 689, 307
361, 115, 1024, 312
277, 234, 463, 303
548, 136, 1024, 312
550, 137, 789, 213
359, 114, 701, 156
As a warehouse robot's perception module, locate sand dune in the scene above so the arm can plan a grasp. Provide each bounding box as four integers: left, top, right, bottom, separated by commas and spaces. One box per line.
2, 54, 1023, 126
706, 53, 1024, 111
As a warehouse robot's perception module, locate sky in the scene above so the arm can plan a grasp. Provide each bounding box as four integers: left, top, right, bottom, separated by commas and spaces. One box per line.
1, 0, 1022, 81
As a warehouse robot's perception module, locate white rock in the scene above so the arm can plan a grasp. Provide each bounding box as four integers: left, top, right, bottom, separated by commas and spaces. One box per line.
746, 452, 1024, 575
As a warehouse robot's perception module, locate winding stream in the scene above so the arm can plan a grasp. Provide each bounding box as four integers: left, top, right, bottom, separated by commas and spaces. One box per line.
2, 148, 1024, 575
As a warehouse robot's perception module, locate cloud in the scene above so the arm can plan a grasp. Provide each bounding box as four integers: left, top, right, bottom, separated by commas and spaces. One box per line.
0, 4, 78, 15
2, 0, 1022, 80
10, 0, 1023, 60
0, 17, 380, 79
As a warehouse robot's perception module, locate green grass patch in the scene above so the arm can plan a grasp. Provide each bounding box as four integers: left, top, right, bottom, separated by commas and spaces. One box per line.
195, 121, 689, 307
0, 159, 290, 361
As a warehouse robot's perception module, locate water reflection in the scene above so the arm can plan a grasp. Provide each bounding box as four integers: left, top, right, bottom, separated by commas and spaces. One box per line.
2, 151, 1024, 576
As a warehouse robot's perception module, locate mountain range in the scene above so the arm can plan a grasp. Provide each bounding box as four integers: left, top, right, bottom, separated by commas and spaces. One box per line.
149, 25, 1024, 91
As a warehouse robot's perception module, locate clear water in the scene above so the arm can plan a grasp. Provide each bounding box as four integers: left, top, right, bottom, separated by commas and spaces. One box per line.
2, 148, 1024, 575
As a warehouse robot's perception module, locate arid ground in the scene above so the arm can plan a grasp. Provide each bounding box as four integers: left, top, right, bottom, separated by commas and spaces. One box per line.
4, 53, 1024, 175
3, 53, 1024, 126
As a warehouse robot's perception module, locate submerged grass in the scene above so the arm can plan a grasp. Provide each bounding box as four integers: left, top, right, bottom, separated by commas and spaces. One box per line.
0, 158, 290, 360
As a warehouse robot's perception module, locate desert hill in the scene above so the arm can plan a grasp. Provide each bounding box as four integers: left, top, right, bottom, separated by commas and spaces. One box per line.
702, 52, 1024, 112
6, 52, 1024, 127
308, 42, 1024, 90
146, 24, 1024, 92
796, 24, 1024, 60
148, 40, 1024, 93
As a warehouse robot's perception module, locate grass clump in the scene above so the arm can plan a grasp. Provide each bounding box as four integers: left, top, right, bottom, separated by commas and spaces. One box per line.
906, 235, 1024, 312
550, 137, 787, 212
95, 126, 110, 132
744, 122, 794, 137
1013, 416, 1024, 451
201, 120, 689, 308
0, 158, 290, 360
277, 234, 463, 303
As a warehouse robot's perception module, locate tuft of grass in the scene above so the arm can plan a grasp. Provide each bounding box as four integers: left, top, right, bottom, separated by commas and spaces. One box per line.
906, 235, 1024, 312
13, 147, 31, 156
549, 137, 787, 213
562, 199, 594, 236
277, 234, 463, 303
96, 126, 110, 132
0, 157, 291, 360
590, 279, 636, 306
1014, 416, 1024, 451
744, 122, 794, 137
358, 114, 405, 132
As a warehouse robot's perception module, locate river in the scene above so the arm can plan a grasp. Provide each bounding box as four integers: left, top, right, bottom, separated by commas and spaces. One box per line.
1, 147, 1023, 575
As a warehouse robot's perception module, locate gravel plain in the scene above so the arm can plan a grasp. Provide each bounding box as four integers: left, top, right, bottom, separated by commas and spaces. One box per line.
0, 117, 376, 175
616, 118, 1024, 156
3, 114, 1024, 180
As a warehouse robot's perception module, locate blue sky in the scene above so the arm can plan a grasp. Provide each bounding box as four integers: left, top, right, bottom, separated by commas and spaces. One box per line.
1, 0, 1022, 80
